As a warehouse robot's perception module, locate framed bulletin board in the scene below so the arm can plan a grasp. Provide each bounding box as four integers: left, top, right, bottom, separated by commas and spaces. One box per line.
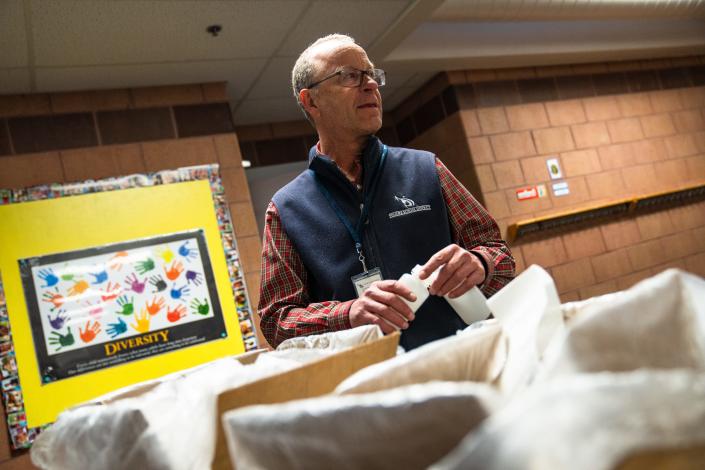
0, 165, 258, 448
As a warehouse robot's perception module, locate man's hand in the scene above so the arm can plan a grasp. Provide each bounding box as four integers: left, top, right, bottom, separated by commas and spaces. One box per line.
417, 244, 486, 298
350, 280, 417, 334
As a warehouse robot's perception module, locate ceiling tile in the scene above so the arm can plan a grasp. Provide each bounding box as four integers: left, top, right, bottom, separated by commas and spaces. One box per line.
0, 68, 32, 94
232, 98, 304, 126
0, 0, 28, 67
31, 0, 307, 66
246, 57, 297, 100
35, 59, 267, 100
277, 0, 411, 56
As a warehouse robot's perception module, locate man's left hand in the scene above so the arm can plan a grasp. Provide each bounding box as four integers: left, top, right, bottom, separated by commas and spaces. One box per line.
417, 244, 486, 298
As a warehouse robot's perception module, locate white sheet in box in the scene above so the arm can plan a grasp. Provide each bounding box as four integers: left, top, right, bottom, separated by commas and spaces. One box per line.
539, 268, 705, 379
31, 325, 383, 470
222, 381, 499, 470
434, 369, 705, 470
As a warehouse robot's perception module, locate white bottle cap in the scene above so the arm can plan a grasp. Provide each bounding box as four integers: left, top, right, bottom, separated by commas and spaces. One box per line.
412, 264, 440, 289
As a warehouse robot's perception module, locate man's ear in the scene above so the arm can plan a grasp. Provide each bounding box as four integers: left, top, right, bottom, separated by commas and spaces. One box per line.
300, 89, 317, 112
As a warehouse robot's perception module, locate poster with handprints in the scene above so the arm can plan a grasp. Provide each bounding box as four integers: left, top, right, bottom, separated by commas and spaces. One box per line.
19, 229, 226, 383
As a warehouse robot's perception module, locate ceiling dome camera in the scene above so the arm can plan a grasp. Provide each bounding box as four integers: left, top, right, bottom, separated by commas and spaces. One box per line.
206, 24, 222, 37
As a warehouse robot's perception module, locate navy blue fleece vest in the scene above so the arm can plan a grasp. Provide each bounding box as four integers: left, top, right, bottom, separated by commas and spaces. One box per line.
272, 136, 465, 350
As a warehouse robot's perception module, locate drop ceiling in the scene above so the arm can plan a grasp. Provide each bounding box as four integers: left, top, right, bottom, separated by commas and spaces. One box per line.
1, 0, 704, 126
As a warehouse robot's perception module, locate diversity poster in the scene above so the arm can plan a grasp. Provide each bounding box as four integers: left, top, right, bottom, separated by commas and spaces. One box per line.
0, 165, 258, 448
20, 230, 226, 383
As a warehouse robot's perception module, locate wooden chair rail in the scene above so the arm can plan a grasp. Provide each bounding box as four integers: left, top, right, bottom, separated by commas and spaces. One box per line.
507, 182, 705, 242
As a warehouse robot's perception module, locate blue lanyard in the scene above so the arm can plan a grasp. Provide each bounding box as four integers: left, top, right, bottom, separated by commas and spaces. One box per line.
311, 144, 388, 271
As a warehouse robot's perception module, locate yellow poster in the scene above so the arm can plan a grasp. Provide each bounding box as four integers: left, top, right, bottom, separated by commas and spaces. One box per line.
0, 177, 246, 430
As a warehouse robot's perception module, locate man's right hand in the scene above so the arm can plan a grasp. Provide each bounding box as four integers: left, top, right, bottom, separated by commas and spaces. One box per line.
349, 280, 417, 334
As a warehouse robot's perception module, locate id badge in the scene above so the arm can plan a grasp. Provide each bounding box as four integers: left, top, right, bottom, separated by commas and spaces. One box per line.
351, 267, 383, 297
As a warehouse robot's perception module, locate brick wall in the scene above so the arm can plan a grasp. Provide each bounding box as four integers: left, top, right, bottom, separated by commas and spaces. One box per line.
0, 84, 264, 467
399, 57, 705, 302
234, 119, 399, 167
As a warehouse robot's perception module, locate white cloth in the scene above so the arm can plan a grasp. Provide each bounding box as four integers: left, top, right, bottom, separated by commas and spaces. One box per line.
276, 324, 383, 351
433, 369, 705, 470
223, 381, 500, 470
487, 264, 564, 395
335, 321, 505, 395
435, 268, 705, 470
538, 269, 705, 380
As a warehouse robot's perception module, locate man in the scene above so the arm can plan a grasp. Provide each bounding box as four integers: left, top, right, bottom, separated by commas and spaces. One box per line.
258, 34, 515, 350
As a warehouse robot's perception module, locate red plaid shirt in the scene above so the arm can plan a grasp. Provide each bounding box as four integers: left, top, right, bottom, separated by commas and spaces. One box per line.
258, 158, 515, 347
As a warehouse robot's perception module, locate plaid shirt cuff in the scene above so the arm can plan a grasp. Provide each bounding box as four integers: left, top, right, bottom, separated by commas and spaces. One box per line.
328, 300, 354, 330
469, 249, 493, 289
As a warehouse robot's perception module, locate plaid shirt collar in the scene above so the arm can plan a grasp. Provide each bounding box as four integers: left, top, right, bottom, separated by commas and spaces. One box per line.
308, 135, 382, 187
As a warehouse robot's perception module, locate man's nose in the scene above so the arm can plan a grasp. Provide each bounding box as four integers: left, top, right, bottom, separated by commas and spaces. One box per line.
361, 73, 379, 91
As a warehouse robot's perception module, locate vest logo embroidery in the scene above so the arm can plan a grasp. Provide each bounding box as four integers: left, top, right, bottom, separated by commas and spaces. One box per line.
394, 195, 416, 208
388, 194, 431, 219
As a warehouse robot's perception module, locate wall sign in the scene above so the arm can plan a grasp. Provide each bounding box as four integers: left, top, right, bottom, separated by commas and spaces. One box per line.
553, 181, 570, 196
546, 158, 563, 180
516, 184, 547, 201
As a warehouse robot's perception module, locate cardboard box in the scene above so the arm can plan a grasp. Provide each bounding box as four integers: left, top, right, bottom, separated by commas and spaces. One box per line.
213, 331, 400, 470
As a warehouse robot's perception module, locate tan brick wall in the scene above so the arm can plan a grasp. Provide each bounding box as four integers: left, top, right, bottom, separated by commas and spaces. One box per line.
405, 63, 705, 303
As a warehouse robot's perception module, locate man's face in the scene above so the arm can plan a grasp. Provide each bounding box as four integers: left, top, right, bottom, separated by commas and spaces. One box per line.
307, 43, 383, 138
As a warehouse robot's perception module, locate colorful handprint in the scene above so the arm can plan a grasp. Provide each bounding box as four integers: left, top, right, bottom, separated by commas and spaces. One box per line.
89, 270, 108, 285
166, 305, 187, 323
106, 318, 127, 339
190, 298, 210, 316
60, 272, 75, 282
115, 296, 135, 316
156, 246, 175, 264
38, 268, 59, 288
48, 310, 68, 330
101, 282, 121, 302
108, 251, 129, 271
42, 290, 65, 310
130, 309, 150, 333
124, 273, 146, 294
68, 279, 89, 297
146, 296, 165, 316
178, 241, 197, 260
170, 284, 190, 300
48, 328, 74, 352
79, 321, 101, 343
165, 261, 184, 281
148, 275, 167, 293
185, 270, 203, 286
86, 302, 104, 317
135, 258, 155, 275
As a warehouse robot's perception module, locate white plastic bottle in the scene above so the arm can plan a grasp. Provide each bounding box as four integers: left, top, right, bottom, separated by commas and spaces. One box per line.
397, 265, 430, 313
418, 265, 491, 325
444, 285, 491, 324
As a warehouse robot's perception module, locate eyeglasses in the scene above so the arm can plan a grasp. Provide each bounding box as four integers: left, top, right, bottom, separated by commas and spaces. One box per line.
307, 67, 386, 89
